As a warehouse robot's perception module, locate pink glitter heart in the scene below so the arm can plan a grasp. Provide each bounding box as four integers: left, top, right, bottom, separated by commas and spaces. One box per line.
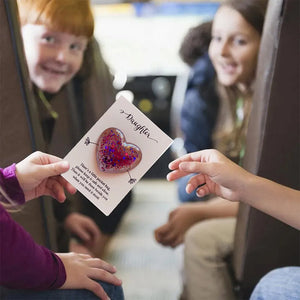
96, 127, 142, 174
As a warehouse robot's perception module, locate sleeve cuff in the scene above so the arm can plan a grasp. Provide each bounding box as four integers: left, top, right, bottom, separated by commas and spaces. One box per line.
50, 253, 67, 289
1, 164, 25, 205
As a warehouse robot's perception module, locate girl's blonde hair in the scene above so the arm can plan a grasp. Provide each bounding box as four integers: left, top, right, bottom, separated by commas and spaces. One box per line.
17, 0, 94, 38
212, 0, 268, 163
0, 186, 19, 210
213, 85, 253, 163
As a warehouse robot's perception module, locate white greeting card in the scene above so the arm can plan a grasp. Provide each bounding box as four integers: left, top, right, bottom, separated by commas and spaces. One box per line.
62, 96, 173, 216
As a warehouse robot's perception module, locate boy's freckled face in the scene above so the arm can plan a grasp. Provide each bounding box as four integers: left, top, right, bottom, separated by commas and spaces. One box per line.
21, 24, 88, 93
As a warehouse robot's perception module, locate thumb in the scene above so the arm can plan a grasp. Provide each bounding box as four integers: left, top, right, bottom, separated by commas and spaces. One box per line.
38, 161, 70, 179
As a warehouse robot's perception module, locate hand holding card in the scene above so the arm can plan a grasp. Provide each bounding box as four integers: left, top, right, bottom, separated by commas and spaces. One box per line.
62, 96, 173, 215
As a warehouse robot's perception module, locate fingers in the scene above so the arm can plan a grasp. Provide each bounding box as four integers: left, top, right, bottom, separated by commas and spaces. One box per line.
86, 221, 102, 240
78, 219, 101, 243
168, 153, 193, 170
168, 149, 215, 171
167, 153, 211, 182
64, 213, 99, 243
154, 224, 168, 243
86, 258, 117, 274
88, 268, 122, 286
154, 224, 178, 247
78, 253, 93, 258
45, 178, 68, 202
167, 161, 216, 186
59, 177, 77, 195
58, 252, 122, 300
84, 279, 110, 300
38, 160, 70, 179
196, 185, 210, 198
168, 149, 221, 175
170, 235, 183, 248
74, 225, 92, 242
166, 169, 190, 181
44, 176, 76, 202
32, 151, 69, 175
159, 230, 182, 248
82, 256, 119, 279
158, 231, 182, 248
33, 151, 65, 165
185, 174, 207, 194
179, 161, 204, 173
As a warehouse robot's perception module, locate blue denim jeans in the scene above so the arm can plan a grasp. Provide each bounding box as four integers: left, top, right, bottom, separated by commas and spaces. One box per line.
250, 267, 300, 300
177, 174, 209, 203
0, 281, 124, 300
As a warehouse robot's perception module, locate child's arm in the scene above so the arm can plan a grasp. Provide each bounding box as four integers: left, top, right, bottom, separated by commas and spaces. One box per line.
0, 204, 121, 299
0, 203, 66, 289
154, 197, 238, 248
239, 175, 300, 230
167, 149, 300, 229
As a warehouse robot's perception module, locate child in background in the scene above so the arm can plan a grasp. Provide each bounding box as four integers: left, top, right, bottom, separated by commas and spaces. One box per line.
155, 0, 265, 248
155, 0, 268, 299
16, 0, 130, 257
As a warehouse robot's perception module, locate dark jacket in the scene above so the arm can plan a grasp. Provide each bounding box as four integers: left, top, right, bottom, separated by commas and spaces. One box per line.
180, 52, 219, 153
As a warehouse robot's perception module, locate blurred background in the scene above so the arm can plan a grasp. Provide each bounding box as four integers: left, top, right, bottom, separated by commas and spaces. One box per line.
89, 2, 221, 299
92, 0, 220, 178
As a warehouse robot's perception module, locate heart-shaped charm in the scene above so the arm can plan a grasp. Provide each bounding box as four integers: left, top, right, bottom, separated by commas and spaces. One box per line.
96, 127, 142, 174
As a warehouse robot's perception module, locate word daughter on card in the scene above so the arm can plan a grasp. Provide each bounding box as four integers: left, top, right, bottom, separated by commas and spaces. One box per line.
85, 127, 142, 184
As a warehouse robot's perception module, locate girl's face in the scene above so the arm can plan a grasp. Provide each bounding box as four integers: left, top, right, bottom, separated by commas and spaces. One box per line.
209, 6, 261, 90
21, 24, 88, 93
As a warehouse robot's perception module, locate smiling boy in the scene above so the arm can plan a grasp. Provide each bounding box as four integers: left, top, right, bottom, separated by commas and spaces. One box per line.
15, 0, 127, 258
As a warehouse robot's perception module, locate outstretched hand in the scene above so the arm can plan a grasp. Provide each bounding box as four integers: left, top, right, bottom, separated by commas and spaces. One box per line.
15, 151, 76, 202
167, 149, 250, 202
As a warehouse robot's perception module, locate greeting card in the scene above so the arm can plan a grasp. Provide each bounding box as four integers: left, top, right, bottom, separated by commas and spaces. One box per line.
62, 96, 173, 216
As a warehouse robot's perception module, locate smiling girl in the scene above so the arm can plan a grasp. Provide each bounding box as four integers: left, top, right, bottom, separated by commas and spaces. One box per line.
155, 1, 268, 299
209, 0, 266, 163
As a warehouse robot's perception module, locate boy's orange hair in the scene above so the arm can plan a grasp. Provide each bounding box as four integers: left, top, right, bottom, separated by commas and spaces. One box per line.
17, 0, 94, 38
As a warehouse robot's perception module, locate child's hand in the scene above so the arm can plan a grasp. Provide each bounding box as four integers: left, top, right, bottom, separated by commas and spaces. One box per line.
64, 212, 101, 249
154, 203, 205, 248
15, 151, 76, 202
57, 252, 122, 300
167, 149, 250, 202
